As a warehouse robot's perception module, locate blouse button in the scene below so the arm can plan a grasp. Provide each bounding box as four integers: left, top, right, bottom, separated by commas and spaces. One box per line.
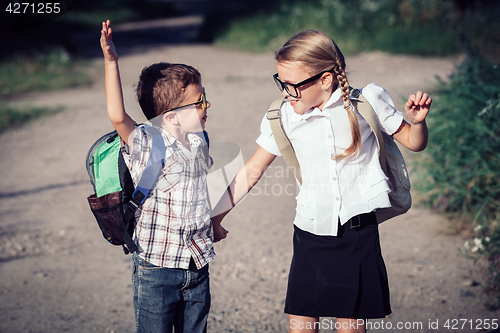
332, 177, 337, 181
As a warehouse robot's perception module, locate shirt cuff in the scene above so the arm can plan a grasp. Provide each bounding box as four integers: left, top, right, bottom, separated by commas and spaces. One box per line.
384, 111, 404, 135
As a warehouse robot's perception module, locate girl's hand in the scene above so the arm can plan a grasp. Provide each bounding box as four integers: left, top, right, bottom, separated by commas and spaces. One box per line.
213, 223, 228, 242
405, 91, 431, 124
100, 20, 118, 62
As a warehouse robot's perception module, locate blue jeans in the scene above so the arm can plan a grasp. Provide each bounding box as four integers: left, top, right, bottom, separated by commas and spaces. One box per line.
132, 254, 210, 333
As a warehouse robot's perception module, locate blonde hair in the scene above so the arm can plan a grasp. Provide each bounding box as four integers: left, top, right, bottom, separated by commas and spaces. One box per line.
275, 30, 361, 160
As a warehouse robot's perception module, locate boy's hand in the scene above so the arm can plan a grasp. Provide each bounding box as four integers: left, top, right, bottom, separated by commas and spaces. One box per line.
101, 20, 118, 63
212, 218, 228, 242
405, 91, 431, 124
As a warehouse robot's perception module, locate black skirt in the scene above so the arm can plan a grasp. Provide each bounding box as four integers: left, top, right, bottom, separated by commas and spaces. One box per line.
284, 212, 391, 319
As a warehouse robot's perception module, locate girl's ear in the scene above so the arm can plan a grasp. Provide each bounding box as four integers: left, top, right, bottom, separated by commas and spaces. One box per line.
321, 72, 336, 90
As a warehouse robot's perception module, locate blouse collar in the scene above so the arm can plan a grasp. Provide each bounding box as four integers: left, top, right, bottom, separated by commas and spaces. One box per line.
288, 87, 343, 122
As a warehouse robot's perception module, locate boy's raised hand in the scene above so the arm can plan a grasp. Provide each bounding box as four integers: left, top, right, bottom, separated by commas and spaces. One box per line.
100, 20, 118, 62
405, 91, 431, 124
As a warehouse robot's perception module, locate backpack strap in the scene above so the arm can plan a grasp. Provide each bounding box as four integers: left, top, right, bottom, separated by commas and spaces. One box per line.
349, 87, 388, 175
266, 89, 387, 187
196, 130, 210, 167
267, 97, 302, 185
122, 125, 166, 254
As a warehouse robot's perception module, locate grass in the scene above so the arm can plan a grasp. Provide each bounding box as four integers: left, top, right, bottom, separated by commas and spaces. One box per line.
0, 47, 92, 132
54, 0, 181, 28
413, 56, 500, 308
211, 0, 496, 59
217, 16, 458, 56
0, 48, 91, 96
0, 105, 63, 134
56, 8, 142, 27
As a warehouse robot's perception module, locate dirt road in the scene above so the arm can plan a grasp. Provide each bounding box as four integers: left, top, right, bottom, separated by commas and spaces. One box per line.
1, 39, 498, 332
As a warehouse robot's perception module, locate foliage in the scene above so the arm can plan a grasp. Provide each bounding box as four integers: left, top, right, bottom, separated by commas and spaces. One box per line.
414, 56, 500, 307
213, 0, 460, 55
415, 57, 500, 217
0, 47, 91, 96
464, 224, 500, 310
0, 105, 62, 133
57, 0, 182, 27
454, 0, 500, 64
0, 48, 87, 132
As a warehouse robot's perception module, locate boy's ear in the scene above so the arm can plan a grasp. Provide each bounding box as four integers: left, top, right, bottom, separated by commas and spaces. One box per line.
163, 112, 179, 125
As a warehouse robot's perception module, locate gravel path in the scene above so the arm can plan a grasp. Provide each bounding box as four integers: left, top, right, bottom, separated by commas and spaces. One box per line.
1, 39, 498, 332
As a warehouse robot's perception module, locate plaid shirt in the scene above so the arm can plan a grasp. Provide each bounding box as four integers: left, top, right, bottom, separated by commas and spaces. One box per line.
121, 125, 214, 269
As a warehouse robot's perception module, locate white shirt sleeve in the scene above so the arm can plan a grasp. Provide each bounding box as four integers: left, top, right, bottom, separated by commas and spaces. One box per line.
255, 113, 281, 156
361, 83, 404, 135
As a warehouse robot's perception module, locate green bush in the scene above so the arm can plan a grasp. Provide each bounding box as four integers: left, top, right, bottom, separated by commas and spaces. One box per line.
0, 48, 88, 132
214, 0, 460, 55
464, 224, 500, 310
415, 56, 500, 307
0, 105, 62, 133
0, 47, 90, 96
456, 0, 500, 64
415, 58, 500, 217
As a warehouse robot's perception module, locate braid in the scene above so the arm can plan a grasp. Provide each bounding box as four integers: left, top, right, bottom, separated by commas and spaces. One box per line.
336, 66, 350, 109
334, 65, 362, 160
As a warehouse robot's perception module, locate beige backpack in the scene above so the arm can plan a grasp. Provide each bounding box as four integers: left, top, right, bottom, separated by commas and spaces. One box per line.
266, 88, 411, 223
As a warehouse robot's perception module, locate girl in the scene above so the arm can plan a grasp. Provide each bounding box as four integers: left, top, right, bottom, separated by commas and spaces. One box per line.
212, 30, 431, 333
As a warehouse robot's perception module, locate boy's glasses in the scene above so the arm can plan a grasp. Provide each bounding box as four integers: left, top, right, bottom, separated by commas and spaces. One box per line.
273, 69, 333, 98
160, 88, 207, 115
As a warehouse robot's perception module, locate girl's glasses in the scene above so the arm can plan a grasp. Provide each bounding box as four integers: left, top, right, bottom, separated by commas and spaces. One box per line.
160, 88, 207, 115
273, 69, 332, 98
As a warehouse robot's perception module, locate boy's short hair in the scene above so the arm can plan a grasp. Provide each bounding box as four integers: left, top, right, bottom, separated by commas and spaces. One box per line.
136, 63, 201, 120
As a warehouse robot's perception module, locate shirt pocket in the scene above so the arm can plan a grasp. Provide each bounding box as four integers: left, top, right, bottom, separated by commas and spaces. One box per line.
296, 202, 315, 220
295, 190, 315, 220
200, 156, 212, 173
156, 159, 184, 193
192, 156, 211, 204
295, 187, 316, 220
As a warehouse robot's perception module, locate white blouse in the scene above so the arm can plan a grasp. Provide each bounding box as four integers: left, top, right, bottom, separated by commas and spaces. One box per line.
256, 83, 404, 236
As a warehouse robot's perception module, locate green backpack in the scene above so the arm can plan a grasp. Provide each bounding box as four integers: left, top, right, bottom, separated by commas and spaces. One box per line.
86, 125, 165, 254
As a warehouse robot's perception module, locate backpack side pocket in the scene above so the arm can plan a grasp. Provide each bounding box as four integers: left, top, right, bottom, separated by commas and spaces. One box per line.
88, 191, 126, 246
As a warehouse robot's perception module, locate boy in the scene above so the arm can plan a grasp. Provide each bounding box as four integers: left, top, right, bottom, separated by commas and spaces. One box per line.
100, 20, 227, 333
